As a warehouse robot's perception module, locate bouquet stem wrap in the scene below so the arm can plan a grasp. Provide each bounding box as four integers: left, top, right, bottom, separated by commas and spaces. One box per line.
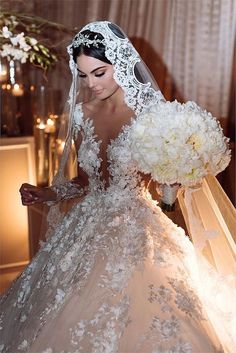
159, 184, 180, 211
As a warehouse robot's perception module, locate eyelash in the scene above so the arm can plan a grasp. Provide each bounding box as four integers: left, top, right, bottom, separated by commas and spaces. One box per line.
95, 72, 105, 77
78, 72, 105, 78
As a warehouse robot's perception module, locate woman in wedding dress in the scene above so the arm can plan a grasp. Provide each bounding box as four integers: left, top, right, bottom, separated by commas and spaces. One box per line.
0, 21, 235, 353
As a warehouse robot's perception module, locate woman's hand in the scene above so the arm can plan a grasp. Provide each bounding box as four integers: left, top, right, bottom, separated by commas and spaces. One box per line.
19, 183, 57, 206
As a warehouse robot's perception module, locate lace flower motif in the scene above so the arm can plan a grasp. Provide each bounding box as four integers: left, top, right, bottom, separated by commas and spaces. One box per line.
150, 315, 180, 340
69, 296, 130, 351
168, 278, 204, 320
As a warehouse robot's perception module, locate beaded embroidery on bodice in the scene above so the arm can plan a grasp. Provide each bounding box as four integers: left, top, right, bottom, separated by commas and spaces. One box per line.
73, 103, 142, 195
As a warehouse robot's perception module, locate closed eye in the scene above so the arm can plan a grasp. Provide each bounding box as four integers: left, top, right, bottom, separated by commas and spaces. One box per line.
78, 72, 105, 78
95, 72, 105, 77
78, 71, 86, 78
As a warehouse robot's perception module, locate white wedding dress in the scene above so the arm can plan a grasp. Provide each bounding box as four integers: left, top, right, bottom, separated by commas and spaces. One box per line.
1, 104, 234, 353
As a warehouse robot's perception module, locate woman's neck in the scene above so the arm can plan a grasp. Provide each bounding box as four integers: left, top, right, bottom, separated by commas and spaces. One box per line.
102, 87, 126, 113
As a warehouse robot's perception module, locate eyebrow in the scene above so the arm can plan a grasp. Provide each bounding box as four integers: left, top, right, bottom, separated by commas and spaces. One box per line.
77, 66, 107, 74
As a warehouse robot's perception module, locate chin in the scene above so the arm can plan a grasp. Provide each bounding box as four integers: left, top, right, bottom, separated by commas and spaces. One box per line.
102, 89, 119, 100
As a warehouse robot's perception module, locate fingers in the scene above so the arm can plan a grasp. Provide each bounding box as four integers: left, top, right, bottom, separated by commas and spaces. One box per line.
21, 195, 40, 206
19, 183, 33, 191
21, 199, 35, 206
19, 183, 40, 205
21, 193, 38, 205
19, 183, 35, 193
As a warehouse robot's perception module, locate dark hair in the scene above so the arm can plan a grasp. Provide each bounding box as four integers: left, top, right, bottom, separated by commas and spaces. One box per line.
72, 23, 125, 64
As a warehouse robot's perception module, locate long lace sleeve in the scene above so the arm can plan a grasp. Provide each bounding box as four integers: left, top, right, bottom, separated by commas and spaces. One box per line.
45, 180, 87, 206
45, 103, 87, 206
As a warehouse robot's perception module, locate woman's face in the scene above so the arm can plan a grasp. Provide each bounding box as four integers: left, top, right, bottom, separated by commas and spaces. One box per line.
76, 54, 119, 100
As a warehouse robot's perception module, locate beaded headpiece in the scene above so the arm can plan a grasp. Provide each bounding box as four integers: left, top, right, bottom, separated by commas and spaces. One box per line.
72, 33, 106, 48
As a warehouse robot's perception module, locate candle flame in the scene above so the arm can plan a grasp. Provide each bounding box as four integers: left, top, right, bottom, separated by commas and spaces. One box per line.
38, 122, 46, 129
47, 118, 54, 126
12, 83, 24, 96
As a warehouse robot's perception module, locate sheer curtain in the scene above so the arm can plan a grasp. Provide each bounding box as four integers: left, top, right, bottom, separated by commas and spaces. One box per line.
162, 0, 236, 119
57, 0, 236, 122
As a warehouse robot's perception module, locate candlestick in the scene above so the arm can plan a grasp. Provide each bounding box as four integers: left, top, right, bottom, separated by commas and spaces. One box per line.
34, 119, 49, 186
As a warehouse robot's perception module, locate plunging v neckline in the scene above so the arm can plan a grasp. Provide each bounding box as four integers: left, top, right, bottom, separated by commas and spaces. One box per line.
78, 103, 136, 155
75, 103, 137, 188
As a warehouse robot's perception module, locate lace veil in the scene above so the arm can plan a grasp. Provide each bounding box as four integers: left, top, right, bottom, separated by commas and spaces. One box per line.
44, 21, 165, 237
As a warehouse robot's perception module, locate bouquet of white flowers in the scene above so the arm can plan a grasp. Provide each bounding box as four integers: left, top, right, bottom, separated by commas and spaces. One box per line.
130, 100, 231, 209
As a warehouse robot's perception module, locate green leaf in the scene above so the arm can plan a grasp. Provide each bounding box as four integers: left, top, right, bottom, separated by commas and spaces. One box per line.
51, 54, 57, 61
41, 49, 50, 58
36, 56, 42, 63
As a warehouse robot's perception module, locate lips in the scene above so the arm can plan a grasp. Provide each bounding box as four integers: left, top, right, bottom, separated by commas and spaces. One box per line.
94, 90, 103, 95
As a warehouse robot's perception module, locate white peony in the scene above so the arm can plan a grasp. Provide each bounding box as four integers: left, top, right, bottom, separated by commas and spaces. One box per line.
130, 100, 231, 186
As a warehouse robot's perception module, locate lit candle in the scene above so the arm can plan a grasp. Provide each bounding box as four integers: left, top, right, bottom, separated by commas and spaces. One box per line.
12, 83, 24, 96
48, 139, 65, 181
37, 121, 46, 129
45, 118, 56, 134
0, 61, 7, 82
34, 120, 49, 186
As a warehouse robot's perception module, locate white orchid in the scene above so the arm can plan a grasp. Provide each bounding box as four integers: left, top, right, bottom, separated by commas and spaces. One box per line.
18, 33, 31, 51
0, 13, 58, 70
2, 25, 12, 38
130, 100, 231, 187
1, 44, 29, 63
10, 32, 31, 51
9, 33, 19, 46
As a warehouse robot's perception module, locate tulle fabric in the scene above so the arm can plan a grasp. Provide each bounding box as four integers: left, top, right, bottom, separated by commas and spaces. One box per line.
0, 192, 226, 353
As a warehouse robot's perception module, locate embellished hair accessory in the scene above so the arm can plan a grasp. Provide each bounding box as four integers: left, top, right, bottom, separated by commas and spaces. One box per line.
72, 34, 106, 48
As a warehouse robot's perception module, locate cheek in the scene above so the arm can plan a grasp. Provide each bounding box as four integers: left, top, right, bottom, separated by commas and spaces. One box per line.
104, 71, 115, 84
107, 75, 118, 89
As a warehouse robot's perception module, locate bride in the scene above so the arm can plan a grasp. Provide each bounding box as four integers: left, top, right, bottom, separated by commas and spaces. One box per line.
1, 21, 235, 353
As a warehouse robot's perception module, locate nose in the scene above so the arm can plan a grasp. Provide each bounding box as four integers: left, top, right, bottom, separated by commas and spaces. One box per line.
87, 75, 95, 89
